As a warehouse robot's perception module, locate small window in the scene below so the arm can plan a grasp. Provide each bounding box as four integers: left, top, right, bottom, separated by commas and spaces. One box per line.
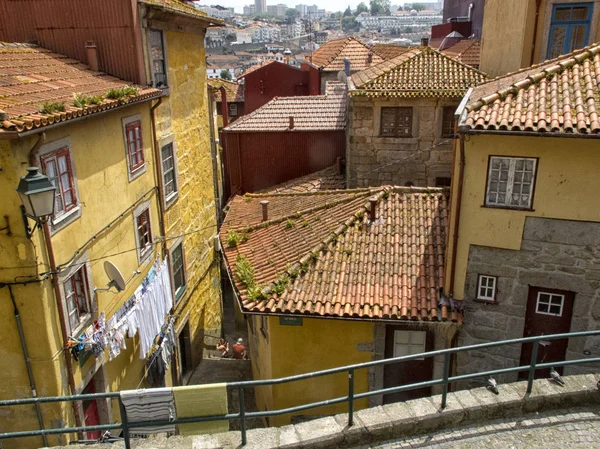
485, 156, 537, 209
436, 177, 451, 187
135, 208, 153, 262
536, 292, 564, 316
171, 243, 186, 300
149, 29, 168, 88
393, 330, 426, 359
441, 106, 456, 137
64, 267, 91, 333
161, 142, 178, 202
229, 103, 238, 116
547, 3, 592, 59
477, 275, 497, 302
380, 107, 413, 137
125, 120, 145, 173
41, 147, 78, 218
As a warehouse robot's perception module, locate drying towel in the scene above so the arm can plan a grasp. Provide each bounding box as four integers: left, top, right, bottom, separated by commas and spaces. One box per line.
173, 383, 229, 436
120, 387, 176, 434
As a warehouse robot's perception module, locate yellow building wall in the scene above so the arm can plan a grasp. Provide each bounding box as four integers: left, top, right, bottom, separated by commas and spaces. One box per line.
247, 315, 274, 417
262, 316, 374, 427
447, 134, 600, 300
154, 29, 222, 378
0, 102, 163, 448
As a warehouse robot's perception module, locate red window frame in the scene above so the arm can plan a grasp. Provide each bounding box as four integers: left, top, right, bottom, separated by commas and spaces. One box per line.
64, 267, 90, 332
125, 121, 145, 172
40, 147, 78, 217
136, 209, 152, 258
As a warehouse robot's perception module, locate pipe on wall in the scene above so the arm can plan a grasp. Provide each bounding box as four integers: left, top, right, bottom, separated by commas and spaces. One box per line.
530, 0, 543, 65
448, 135, 466, 297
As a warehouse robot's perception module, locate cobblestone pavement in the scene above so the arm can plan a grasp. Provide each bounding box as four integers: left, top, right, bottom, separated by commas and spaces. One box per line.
365, 407, 600, 449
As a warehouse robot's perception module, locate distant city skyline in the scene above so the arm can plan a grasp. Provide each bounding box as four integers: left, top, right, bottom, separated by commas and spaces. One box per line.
209, 1, 437, 14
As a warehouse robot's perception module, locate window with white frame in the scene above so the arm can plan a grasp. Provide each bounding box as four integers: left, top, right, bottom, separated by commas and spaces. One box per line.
536, 291, 565, 316
149, 29, 168, 88
161, 142, 178, 203
486, 157, 537, 209
477, 275, 497, 302
393, 330, 426, 359
171, 242, 186, 300
40, 147, 78, 219
64, 266, 92, 333
135, 206, 153, 263
125, 120, 144, 172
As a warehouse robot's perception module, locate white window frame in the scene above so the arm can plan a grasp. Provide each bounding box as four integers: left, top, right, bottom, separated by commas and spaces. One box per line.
37, 137, 82, 234
476, 275, 497, 302
535, 291, 565, 317
169, 239, 187, 303
393, 330, 426, 360
133, 201, 154, 265
58, 253, 95, 336
485, 156, 537, 209
122, 114, 147, 182
158, 134, 179, 208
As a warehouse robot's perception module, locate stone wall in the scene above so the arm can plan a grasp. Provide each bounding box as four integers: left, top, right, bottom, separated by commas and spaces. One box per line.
346, 96, 457, 188
457, 217, 600, 385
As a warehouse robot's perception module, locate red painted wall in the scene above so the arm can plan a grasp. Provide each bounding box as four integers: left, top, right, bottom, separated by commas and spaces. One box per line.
222, 131, 345, 195
242, 62, 321, 114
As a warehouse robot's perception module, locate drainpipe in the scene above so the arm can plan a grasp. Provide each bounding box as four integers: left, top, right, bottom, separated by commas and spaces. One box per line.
27, 132, 46, 166
530, 0, 543, 65
42, 222, 83, 432
6, 285, 48, 447
149, 97, 168, 258
448, 135, 465, 297
207, 85, 223, 225
220, 86, 229, 128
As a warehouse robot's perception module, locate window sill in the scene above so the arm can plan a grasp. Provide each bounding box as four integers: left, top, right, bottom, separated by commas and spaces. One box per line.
481, 204, 535, 212
174, 285, 187, 304
128, 164, 147, 182
473, 298, 498, 305
138, 246, 154, 266
72, 313, 93, 337
165, 192, 179, 210
51, 206, 82, 234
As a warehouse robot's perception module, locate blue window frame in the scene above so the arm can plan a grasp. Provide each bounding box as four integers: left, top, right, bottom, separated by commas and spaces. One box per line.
547, 3, 593, 59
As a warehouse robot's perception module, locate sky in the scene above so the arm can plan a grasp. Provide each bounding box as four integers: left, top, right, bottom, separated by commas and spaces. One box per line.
211, 1, 420, 14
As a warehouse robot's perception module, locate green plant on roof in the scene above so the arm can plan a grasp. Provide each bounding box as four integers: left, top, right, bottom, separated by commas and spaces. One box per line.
301, 220, 309, 227
72, 93, 104, 108
226, 230, 249, 248
272, 273, 290, 295
236, 255, 267, 301
39, 102, 66, 114
285, 219, 295, 229
105, 85, 139, 101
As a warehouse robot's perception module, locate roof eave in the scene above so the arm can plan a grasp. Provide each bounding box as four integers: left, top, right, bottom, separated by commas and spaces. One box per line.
458, 127, 600, 139
142, 1, 224, 27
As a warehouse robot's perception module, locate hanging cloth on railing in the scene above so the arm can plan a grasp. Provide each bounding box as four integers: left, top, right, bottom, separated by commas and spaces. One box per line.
120, 387, 176, 435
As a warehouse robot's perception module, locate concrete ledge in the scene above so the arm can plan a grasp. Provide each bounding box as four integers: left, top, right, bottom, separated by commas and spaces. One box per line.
50, 374, 600, 449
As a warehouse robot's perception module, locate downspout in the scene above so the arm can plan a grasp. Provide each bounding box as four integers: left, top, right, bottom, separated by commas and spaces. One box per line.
207, 85, 223, 225
27, 132, 46, 166
530, 0, 543, 65
6, 285, 48, 447
42, 222, 82, 431
150, 97, 168, 257
220, 86, 229, 128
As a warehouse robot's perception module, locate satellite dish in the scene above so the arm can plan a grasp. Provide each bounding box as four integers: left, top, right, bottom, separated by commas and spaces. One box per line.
104, 261, 126, 292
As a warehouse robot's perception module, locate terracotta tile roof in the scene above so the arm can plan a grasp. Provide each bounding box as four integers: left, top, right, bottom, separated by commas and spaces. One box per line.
220, 187, 458, 322
208, 79, 244, 102
371, 44, 413, 60
350, 46, 487, 98
139, 0, 223, 24
441, 39, 481, 69
310, 37, 384, 72
462, 43, 600, 135
257, 165, 345, 194
222, 82, 347, 132
0, 43, 161, 134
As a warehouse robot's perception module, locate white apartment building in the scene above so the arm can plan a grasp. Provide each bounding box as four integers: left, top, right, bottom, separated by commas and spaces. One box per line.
243, 5, 256, 15
194, 4, 234, 19
253, 26, 282, 42
356, 11, 442, 31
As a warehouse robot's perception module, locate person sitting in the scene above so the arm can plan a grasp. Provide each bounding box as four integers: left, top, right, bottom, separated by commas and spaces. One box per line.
232, 338, 246, 359
217, 338, 230, 358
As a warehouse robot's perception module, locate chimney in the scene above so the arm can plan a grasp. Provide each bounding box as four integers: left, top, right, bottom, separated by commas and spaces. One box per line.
369, 197, 377, 221
86, 41, 99, 72
344, 58, 351, 76
367, 52, 373, 64
289, 116, 294, 130
260, 200, 269, 222
421, 37, 430, 47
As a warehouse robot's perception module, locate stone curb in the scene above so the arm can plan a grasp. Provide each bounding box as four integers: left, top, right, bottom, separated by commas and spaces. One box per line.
52, 374, 600, 449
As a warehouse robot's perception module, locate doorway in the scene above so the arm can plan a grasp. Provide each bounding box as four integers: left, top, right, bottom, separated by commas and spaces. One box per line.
178, 322, 193, 382
383, 328, 434, 404
519, 286, 575, 379
82, 379, 101, 440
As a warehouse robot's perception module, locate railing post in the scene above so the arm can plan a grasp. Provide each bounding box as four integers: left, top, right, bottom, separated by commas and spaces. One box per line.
527, 340, 540, 394
117, 396, 131, 449
348, 369, 354, 426
239, 385, 247, 446
441, 352, 451, 409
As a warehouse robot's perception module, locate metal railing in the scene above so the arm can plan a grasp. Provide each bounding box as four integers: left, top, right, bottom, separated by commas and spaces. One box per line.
1, 330, 599, 448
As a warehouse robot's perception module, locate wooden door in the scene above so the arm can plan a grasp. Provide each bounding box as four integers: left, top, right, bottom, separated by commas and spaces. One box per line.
82, 381, 101, 440
519, 287, 575, 379
383, 328, 434, 404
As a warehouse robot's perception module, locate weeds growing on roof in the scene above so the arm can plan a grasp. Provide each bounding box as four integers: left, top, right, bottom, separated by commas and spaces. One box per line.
72, 93, 104, 108
285, 219, 295, 229
39, 102, 66, 114
236, 255, 267, 301
105, 85, 139, 101
226, 230, 249, 248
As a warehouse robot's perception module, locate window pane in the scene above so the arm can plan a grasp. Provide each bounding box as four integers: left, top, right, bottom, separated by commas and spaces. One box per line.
569, 25, 587, 52
554, 7, 571, 21
548, 26, 567, 59
571, 7, 589, 21
172, 244, 185, 294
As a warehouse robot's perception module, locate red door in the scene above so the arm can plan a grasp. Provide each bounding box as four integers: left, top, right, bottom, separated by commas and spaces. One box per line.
383, 328, 434, 404
82, 381, 101, 440
519, 287, 575, 379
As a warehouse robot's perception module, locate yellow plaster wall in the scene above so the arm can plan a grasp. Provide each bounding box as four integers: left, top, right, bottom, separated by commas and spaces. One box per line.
154, 30, 221, 375
0, 102, 163, 448
447, 134, 600, 300
265, 316, 373, 427
247, 315, 274, 417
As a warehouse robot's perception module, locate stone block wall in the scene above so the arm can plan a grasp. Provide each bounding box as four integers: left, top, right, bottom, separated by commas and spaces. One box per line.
346, 97, 457, 188
456, 217, 600, 386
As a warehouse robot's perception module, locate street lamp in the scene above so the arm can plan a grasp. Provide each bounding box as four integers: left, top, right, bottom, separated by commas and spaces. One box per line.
15, 167, 56, 238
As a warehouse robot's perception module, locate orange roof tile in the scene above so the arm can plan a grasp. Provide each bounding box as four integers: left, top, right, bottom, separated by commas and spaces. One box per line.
223, 82, 347, 132
207, 78, 244, 102
350, 46, 487, 98
372, 44, 413, 60
139, 0, 223, 24
257, 165, 345, 194
311, 37, 384, 72
0, 43, 161, 134
462, 43, 600, 135
220, 187, 456, 322
441, 39, 481, 69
